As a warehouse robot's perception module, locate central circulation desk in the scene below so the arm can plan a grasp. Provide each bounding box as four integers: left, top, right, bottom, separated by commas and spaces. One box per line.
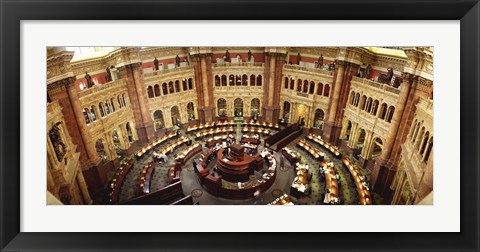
216, 144, 263, 182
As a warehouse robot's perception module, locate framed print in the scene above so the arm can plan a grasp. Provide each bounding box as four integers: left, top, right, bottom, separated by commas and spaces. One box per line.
1, 0, 479, 251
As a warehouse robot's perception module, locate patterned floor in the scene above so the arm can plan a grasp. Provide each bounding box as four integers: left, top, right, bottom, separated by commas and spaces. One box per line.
116, 123, 387, 205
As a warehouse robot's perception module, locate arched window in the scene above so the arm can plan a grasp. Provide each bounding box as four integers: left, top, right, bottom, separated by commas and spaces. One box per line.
182, 79, 187, 91
419, 131, 430, 155
221, 75, 227, 86
250, 75, 256, 86
229, 75, 235, 86
175, 80, 180, 93
235, 74, 241, 86
90, 106, 97, 122
147, 86, 154, 98
360, 95, 367, 110
415, 127, 425, 150
313, 109, 325, 129
256, 75, 262, 86
317, 83, 323, 96
324, 84, 330, 97
168, 81, 174, 93
153, 110, 164, 131
284, 77, 289, 89
379, 103, 388, 119
95, 139, 107, 161
343, 120, 352, 141
371, 138, 383, 159
242, 74, 248, 86
371, 100, 379, 115
250, 98, 260, 116
217, 98, 227, 116
187, 102, 195, 120
188, 78, 193, 89
349, 91, 355, 105
171, 106, 180, 126
215, 75, 221, 86
309, 81, 315, 94
126, 122, 134, 143
297, 79, 302, 92
162, 83, 168, 95
83, 108, 91, 124
122, 94, 127, 106
412, 122, 421, 143
423, 137, 433, 162
110, 98, 116, 112
105, 101, 111, 115
290, 78, 295, 89
366, 98, 373, 112
303, 80, 309, 93
354, 93, 360, 106
154, 84, 161, 97
386, 106, 395, 122
99, 102, 105, 117
408, 119, 418, 140
117, 96, 123, 108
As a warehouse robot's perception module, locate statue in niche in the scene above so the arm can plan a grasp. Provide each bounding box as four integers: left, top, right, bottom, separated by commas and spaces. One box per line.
49, 122, 67, 162
248, 50, 252, 62
318, 55, 323, 68
153, 57, 159, 70
225, 50, 230, 62
105, 66, 112, 82
386, 67, 394, 82
175, 55, 180, 67
296, 53, 301, 65
84, 72, 94, 88
364, 64, 372, 79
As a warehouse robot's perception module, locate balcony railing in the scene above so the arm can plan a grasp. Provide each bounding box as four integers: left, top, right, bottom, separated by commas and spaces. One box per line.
213, 62, 264, 68
283, 64, 334, 76
351, 76, 400, 95
143, 65, 194, 77
79, 79, 126, 97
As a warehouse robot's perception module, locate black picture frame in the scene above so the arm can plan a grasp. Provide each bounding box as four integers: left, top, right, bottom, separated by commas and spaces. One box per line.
1, 0, 479, 251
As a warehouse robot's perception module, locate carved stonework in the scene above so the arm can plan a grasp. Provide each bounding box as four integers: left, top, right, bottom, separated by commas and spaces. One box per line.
49, 122, 67, 162
47, 77, 76, 95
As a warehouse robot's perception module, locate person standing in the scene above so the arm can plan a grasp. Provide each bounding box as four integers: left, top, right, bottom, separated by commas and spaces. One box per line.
153, 57, 159, 70
105, 66, 112, 82
84, 72, 93, 88
247, 50, 252, 62
175, 55, 180, 67
296, 52, 301, 65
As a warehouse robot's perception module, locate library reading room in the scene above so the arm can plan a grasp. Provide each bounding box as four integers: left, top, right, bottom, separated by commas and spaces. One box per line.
46, 46, 433, 206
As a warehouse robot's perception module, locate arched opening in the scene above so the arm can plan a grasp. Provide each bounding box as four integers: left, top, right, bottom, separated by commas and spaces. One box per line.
147, 86, 154, 98
423, 137, 433, 162
379, 103, 388, 119
95, 139, 107, 161
236, 74, 241, 86
250, 75, 256, 86
110, 98, 116, 112
154, 84, 161, 97
104, 101, 110, 115
242, 74, 248, 86
366, 97, 373, 113
354, 93, 360, 106
171, 106, 180, 126
284, 77, 289, 89
90, 106, 97, 122
317, 83, 323, 95
187, 102, 195, 120
324, 84, 330, 97
371, 138, 383, 159
411, 122, 421, 143
162, 83, 168, 95
215, 75, 220, 86
419, 131, 430, 155
250, 98, 260, 116
83, 108, 91, 124
229, 75, 235, 86
309, 81, 315, 94
112, 129, 122, 156
188, 78, 193, 89
175, 80, 180, 93
125, 122, 134, 143
234, 98, 244, 117
256, 75, 262, 86
356, 128, 366, 152
182, 79, 187, 91
122, 94, 127, 106
168, 81, 174, 93
153, 110, 164, 131
98, 102, 105, 117
117, 96, 123, 108
349, 91, 355, 105
290, 77, 295, 90
313, 109, 325, 129
282, 101, 291, 122
360, 95, 367, 110
386, 106, 395, 122
221, 75, 227, 86
371, 100, 379, 115
217, 98, 227, 116
415, 127, 425, 150
303, 80, 309, 93
297, 79, 302, 92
